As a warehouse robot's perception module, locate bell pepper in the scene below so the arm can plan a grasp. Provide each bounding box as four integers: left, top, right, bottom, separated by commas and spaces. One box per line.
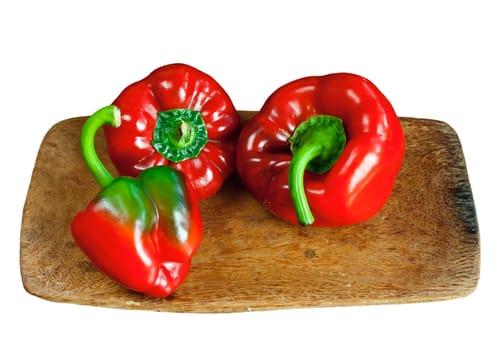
103, 63, 242, 200
71, 106, 203, 297
236, 73, 406, 227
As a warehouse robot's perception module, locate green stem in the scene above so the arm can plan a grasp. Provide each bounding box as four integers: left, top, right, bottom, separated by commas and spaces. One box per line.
288, 143, 322, 226
288, 115, 347, 226
152, 109, 208, 162
81, 105, 121, 188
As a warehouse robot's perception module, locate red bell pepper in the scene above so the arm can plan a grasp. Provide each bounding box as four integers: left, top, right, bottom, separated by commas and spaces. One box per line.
236, 73, 405, 227
71, 106, 202, 297
103, 63, 242, 200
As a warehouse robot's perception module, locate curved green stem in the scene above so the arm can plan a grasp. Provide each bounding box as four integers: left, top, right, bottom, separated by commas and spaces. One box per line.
288, 143, 322, 226
81, 105, 121, 188
288, 115, 347, 226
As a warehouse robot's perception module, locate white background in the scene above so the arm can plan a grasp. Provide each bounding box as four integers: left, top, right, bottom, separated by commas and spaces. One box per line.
2, 0, 495, 348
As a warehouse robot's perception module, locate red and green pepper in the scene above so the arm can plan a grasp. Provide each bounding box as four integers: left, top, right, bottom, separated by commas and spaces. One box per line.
236, 73, 405, 227
71, 106, 203, 297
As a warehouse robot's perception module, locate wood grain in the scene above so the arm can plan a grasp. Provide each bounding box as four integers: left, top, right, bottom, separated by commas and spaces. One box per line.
19, 112, 480, 312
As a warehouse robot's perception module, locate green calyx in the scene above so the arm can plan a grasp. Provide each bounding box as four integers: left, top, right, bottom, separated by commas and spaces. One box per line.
81, 105, 121, 188
152, 109, 208, 163
288, 115, 347, 226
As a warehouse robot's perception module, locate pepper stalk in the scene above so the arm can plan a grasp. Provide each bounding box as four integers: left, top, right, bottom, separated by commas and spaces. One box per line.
152, 109, 208, 162
288, 115, 347, 226
80, 105, 121, 188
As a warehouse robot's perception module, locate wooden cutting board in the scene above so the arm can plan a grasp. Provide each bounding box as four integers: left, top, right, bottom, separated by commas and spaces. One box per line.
20, 111, 480, 312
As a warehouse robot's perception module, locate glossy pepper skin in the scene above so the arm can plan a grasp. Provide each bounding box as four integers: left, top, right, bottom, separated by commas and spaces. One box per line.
71, 106, 202, 297
236, 73, 405, 227
103, 63, 242, 200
